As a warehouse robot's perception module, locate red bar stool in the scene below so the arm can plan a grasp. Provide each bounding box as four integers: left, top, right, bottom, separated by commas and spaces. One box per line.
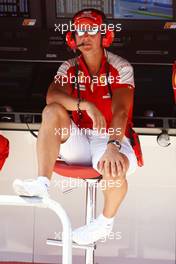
53, 160, 102, 264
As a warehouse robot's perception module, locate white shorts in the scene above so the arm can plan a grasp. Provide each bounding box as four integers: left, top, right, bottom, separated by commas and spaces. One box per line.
59, 120, 138, 176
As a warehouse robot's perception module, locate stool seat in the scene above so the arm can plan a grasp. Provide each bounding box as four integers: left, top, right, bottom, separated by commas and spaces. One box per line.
54, 160, 101, 179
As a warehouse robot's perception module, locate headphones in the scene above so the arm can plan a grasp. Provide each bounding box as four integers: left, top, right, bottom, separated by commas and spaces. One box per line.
66, 8, 114, 50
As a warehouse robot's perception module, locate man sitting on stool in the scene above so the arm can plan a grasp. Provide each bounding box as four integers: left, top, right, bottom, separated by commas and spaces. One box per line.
13, 9, 139, 245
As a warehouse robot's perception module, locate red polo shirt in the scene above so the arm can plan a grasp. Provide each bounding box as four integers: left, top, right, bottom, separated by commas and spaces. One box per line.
57, 50, 135, 138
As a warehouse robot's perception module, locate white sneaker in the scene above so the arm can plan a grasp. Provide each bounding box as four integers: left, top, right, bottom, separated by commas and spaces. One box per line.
13, 179, 49, 198
72, 216, 114, 245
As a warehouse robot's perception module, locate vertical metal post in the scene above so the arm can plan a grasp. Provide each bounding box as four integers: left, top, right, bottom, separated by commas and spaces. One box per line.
85, 179, 98, 264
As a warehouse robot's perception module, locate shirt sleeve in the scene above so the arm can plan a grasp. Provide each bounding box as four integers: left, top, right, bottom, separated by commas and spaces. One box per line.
109, 53, 135, 90
54, 60, 73, 86
56, 61, 71, 78
118, 63, 135, 88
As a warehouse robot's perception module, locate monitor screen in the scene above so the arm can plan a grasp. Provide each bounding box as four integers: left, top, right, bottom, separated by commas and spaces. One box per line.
0, 61, 57, 112
133, 64, 174, 117
55, 0, 173, 20
115, 0, 173, 20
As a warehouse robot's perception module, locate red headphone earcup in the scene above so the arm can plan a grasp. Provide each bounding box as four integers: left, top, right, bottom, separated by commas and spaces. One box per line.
102, 30, 114, 48
66, 31, 77, 49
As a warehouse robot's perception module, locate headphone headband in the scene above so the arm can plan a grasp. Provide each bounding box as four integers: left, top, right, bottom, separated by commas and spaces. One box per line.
66, 8, 114, 50
73, 8, 106, 27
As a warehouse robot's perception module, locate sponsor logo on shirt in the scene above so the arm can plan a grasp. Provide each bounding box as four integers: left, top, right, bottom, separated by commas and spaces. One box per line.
75, 84, 86, 91
102, 92, 111, 99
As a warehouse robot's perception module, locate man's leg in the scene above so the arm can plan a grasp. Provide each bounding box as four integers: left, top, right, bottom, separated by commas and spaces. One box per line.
72, 133, 138, 245
102, 153, 129, 218
13, 102, 71, 197
37, 102, 71, 178
72, 154, 129, 245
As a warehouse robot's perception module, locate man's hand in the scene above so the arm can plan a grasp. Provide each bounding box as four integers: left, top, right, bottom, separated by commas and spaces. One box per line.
84, 102, 106, 131
97, 144, 126, 178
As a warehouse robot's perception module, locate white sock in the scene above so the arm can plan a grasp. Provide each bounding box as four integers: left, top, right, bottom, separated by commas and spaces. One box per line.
37, 176, 50, 188
97, 213, 114, 225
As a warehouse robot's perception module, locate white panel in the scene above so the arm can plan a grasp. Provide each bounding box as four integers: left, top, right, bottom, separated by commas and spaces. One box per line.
95, 135, 176, 262
0, 131, 175, 263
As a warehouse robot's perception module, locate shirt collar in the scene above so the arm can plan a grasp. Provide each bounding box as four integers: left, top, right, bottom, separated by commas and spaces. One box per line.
77, 49, 107, 76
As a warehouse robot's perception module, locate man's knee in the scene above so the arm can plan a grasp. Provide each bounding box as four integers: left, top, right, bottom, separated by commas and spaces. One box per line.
100, 153, 129, 180
100, 154, 130, 189
42, 103, 69, 123
42, 103, 72, 142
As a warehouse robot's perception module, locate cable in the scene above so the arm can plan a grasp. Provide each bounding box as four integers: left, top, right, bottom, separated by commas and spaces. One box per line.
25, 122, 38, 138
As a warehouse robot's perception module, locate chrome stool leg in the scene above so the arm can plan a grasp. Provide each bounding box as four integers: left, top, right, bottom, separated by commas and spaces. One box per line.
46, 177, 101, 264
85, 179, 99, 264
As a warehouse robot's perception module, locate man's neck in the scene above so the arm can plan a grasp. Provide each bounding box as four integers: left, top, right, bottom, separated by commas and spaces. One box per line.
82, 48, 104, 75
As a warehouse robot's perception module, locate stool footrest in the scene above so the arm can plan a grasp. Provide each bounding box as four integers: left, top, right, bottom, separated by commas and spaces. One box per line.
47, 238, 96, 250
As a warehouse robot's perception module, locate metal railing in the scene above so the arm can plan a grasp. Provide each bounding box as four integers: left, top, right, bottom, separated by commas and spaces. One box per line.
0, 195, 72, 264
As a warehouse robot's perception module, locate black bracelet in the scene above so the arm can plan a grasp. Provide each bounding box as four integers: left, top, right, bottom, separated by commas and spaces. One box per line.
107, 139, 121, 150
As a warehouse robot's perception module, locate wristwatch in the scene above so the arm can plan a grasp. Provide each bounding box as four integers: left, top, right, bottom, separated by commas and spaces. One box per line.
107, 140, 121, 150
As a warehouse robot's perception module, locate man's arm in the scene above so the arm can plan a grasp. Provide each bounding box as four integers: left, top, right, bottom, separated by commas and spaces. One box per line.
46, 81, 80, 111
97, 86, 134, 177
46, 80, 91, 112
108, 85, 134, 142
46, 80, 107, 129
